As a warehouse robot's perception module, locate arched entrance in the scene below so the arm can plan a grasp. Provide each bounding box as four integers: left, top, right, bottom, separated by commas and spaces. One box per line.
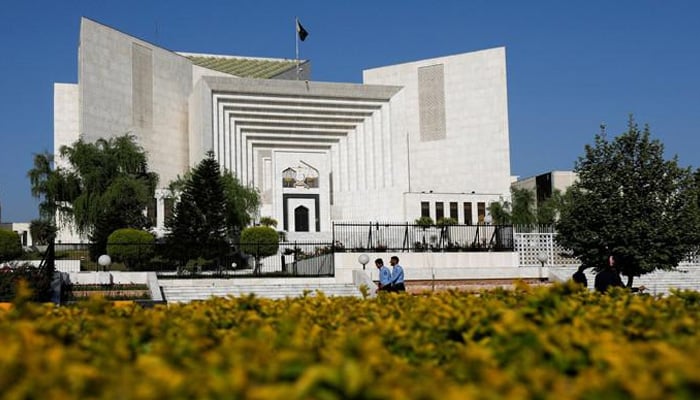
294, 206, 310, 232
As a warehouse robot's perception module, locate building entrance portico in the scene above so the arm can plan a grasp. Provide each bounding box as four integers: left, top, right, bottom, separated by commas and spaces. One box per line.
283, 194, 320, 232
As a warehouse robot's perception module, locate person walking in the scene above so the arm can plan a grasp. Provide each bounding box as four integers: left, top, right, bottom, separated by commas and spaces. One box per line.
595, 254, 646, 293
594, 255, 624, 293
572, 265, 588, 287
375, 258, 392, 292
389, 256, 405, 292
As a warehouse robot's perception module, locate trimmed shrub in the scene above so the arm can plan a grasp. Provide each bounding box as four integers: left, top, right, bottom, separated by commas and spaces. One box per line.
106, 228, 155, 270
0, 229, 22, 262
240, 226, 279, 259
414, 216, 434, 228
436, 217, 458, 226
259, 216, 278, 228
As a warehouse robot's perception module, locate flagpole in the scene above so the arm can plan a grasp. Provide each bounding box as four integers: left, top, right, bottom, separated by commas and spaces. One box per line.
295, 17, 300, 80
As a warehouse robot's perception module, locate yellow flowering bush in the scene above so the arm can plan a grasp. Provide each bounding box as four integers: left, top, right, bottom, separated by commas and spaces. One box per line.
2, 282, 700, 399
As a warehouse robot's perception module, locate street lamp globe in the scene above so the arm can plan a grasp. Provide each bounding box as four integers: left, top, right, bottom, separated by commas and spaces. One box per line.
98, 254, 111, 271
358, 253, 370, 270
536, 252, 548, 282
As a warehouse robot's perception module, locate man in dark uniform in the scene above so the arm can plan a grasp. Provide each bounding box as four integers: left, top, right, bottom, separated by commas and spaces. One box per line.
595, 254, 646, 293
594, 261, 624, 293
572, 265, 588, 287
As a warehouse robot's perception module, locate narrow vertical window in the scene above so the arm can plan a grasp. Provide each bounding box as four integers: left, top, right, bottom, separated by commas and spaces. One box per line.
463, 202, 473, 225
477, 202, 486, 224
421, 202, 430, 218
436, 202, 444, 221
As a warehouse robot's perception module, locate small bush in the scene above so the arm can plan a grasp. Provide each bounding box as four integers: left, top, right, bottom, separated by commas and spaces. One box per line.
414, 216, 434, 228
259, 216, 278, 228
240, 226, 279, 259
436, 217, 458, 226
106, 229, 155, 270
0, 229, 22, 262
0, 262, 53, 302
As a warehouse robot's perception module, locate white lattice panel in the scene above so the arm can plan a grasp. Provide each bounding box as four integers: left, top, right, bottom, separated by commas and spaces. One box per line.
515, 233, 580, 267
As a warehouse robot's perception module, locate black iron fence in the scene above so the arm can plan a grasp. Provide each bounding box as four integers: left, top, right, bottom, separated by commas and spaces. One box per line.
332, 222, 514, 252
52, 241, 335, 278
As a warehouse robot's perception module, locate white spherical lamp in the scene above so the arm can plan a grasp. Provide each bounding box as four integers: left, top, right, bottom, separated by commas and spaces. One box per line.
98, 254, 112, 271
358, 253, 370, 270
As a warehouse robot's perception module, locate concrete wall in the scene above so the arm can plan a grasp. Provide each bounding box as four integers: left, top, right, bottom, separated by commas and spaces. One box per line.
551, 171, 578, 192
334, 251, 522, 283
363, 48, 511, 198
53, 83, 80, 169
78, 18, 193, 185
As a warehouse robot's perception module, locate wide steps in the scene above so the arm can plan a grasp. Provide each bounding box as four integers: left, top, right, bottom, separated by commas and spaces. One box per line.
161, 283, 362, 303
549, 266, 700, 295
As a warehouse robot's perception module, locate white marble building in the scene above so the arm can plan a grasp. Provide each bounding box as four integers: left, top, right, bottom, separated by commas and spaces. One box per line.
54, 18, 512, 242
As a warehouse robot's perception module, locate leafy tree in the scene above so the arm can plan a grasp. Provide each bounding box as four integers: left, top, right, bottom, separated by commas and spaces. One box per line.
29, 219, 57, 247
28, 152, 75, 221
488, 200, 512, 225
488, 187, 560, 226
166, 153, 230, 264
536, 189, 568, 225
168, 164, 260, 242
28, 136, 158, 257
511, 188, 537, 225
240, 226, 279, 275
221, 172, 260, 233
259, 217, 278, 227
556, 117, 700, 286
0, 229, 22, 262
107, 228, 155, 270
27, 152, 76, 241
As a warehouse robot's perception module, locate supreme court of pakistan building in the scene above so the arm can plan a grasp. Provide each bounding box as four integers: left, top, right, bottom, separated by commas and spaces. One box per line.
54, 18, 512, 242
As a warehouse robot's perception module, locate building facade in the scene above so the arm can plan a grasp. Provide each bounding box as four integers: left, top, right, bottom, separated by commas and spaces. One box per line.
54, 18, 512, 242
511, 171, 578, 207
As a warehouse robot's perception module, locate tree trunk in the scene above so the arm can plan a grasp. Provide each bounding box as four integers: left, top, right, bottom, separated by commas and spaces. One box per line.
626, 274, 634, 288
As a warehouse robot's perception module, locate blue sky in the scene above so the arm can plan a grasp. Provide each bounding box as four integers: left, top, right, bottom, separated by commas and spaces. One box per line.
1, 1, 699, 222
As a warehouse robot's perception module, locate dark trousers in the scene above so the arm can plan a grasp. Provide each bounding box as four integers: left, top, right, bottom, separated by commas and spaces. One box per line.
391, 282, 406, 292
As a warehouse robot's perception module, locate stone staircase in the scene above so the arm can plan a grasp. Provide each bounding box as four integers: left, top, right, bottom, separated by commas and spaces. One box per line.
160, 280, 363, 303
549, 265, 700, 296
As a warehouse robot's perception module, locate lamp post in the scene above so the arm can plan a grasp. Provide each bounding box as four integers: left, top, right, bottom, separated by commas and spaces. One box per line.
485, 215, 493, 250
536, 252, 548, 282
98, 254, 111, 272
358, 253, 369, 271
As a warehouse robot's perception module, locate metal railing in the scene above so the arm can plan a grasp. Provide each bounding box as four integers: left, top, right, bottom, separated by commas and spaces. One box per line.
332, 222, 514, 252
48, 241, 335, 278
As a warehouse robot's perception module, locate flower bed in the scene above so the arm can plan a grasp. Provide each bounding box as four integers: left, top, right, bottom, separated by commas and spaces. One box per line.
1, 282, 700, 398
63, 283, 151, 301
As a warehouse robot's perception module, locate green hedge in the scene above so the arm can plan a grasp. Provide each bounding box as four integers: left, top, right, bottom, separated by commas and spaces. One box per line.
240, 226, 279, 258
0, 229, 22, 262
106, 229, 155, 270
